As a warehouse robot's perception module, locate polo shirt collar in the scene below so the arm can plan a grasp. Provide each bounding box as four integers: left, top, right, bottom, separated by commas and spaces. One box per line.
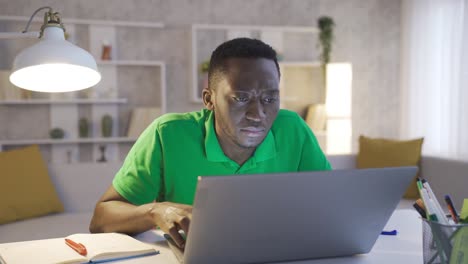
204, 110, 277, 163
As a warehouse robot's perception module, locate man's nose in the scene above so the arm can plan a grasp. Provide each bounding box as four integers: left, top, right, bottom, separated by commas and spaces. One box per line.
245, 100, 266, 121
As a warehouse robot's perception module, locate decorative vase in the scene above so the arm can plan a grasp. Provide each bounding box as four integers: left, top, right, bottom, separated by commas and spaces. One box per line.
78, 118, 89, 138
101, 40, 112, 61
101, 114, 113, 137
49, 128, 65, 139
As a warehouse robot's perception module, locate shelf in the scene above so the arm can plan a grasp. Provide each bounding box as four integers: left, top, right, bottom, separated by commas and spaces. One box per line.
314, 131, 327, 137
279, 61, 321, 67
0, 98, 128, 105
0, 137, 138, 146
0, 15, 166, 163
0, 15, 164, 28
97, 60, 165, 67
193, 23, 318, 33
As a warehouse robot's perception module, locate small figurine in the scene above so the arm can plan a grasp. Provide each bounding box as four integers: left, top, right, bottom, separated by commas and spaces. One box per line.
97, 145, 107, 162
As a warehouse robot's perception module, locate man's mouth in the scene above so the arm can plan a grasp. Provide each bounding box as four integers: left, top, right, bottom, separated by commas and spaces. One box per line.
240, 127, 265, 137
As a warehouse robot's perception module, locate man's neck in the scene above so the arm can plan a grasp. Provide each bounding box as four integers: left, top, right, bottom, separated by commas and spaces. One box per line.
224, 146, 255, 166
217, 137, 255, 166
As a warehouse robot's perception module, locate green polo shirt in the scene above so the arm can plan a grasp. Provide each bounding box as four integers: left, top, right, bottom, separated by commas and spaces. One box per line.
113, 109, 331, 205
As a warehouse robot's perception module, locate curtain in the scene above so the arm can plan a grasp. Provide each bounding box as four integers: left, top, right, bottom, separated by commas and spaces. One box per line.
401, 0, 468, 160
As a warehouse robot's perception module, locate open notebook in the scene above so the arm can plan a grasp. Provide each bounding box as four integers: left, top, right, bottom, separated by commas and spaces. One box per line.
0, 233, 158, 264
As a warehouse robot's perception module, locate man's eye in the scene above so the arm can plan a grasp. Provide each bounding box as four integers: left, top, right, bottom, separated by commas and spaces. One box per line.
263, 97, 277, 103
234, 97, 248, 102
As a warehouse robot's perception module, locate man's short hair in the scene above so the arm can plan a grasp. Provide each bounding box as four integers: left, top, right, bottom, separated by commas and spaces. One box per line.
208, 38, 280, 90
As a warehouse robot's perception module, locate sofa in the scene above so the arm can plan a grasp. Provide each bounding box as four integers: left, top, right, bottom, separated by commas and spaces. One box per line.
329, 154, 467, 210
0, 155, 466, 244
0, 162, 120, 243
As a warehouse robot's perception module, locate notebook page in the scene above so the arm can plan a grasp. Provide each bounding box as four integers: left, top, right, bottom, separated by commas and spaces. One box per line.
0, 238, 85, 264
66, 233, 156, 261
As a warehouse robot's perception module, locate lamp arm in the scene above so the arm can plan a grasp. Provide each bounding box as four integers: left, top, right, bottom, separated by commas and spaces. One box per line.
0, 6, 54, 39
22, 6, 53, 33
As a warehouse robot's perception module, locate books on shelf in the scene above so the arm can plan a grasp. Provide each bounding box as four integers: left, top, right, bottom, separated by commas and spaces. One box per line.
0, 233, 158, 264
127, 107, 161, 138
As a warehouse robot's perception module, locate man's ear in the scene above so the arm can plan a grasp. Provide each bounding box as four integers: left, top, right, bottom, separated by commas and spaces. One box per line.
202, 88, 214, 110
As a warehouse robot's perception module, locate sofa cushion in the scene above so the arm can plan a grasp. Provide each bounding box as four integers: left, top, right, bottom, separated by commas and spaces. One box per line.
357, 136, 424, 199
0, 145, 64, 224
47, 163, 120, 213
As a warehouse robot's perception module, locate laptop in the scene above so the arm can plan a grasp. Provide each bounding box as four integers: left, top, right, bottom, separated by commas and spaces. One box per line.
169, 167, 417, 264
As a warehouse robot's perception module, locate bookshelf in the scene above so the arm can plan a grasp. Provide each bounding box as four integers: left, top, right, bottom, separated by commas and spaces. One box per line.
0, 16, 167, 163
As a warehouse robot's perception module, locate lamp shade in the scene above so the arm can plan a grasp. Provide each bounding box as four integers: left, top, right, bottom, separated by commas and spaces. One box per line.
9, 26, 101, 92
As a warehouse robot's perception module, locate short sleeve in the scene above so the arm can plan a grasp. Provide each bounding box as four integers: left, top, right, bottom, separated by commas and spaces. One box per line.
113, 121, 163, 205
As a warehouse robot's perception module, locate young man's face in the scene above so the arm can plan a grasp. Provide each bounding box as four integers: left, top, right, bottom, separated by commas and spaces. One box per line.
208, 57, 280, 149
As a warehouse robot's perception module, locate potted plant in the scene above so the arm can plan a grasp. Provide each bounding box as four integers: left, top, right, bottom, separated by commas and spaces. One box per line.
317, 16, 335, 89
200, 60, 210, 91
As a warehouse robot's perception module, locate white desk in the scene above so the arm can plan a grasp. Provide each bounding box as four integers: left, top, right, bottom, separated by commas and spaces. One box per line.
282, 209, 423, 263
0, 209, 423, 264
131, 209, 423, 264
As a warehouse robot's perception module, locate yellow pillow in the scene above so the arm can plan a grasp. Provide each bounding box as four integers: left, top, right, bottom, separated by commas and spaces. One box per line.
0, 145, 64, 224
357, 135, 424, 199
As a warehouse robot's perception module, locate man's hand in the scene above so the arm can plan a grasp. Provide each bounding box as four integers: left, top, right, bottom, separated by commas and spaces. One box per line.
150, 202, 192, 249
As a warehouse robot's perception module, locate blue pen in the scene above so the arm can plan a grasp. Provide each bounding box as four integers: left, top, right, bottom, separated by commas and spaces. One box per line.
381, 230, 397, 236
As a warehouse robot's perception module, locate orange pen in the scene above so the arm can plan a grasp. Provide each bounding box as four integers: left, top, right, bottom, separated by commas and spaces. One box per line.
65, 238, 87, 256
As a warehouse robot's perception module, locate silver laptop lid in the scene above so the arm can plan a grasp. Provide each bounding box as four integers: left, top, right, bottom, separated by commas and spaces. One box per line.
184, 167, 417, 264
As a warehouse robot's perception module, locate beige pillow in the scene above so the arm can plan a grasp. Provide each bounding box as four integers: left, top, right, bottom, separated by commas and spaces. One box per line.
0, 145, 64, 224
357, 135, 424, 199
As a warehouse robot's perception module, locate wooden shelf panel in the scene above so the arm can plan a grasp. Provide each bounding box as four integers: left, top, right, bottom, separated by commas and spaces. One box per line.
0, 98, 128, 105
193, 23, 318, 33
279, 61, 321, 67
0, 15, 164, 28
97, 60, 165, 67
0, 137, 137, 145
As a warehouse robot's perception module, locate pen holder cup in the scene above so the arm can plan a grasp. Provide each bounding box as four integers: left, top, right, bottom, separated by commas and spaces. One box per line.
422, 218, 468, 264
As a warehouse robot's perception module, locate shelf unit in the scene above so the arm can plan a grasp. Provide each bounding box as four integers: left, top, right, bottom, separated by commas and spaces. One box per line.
0, 16, 164, 29
191, 23, 324, 108
0, 98, 128, 105
0, 16, 167, 163
0, 137, 137, 147
278, 62, 324, 113
0, 98, 135, 150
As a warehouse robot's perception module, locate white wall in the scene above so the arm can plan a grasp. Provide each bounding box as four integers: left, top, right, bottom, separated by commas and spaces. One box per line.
0, 0, 402, 152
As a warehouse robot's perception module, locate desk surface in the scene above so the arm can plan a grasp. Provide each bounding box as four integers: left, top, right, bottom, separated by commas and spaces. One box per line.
135, 209, 423, 264
0, 209, 422, 264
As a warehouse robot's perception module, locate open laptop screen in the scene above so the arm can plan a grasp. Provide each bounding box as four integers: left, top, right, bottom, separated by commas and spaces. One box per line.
182, 167, 417, 264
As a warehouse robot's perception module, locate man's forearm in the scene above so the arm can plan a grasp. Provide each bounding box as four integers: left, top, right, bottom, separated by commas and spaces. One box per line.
89, 201, 156, 234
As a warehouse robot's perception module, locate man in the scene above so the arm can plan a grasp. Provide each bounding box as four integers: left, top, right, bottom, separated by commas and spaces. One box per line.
89, 38, 331, 249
